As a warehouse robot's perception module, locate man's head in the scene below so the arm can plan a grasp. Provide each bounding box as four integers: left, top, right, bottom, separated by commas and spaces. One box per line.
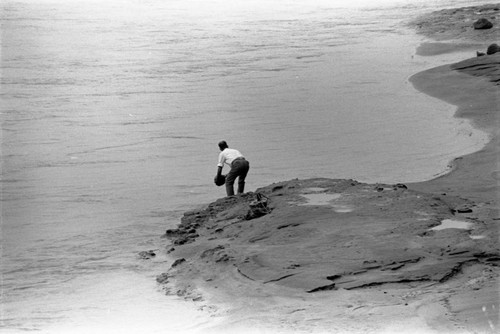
218, 140, 228, 151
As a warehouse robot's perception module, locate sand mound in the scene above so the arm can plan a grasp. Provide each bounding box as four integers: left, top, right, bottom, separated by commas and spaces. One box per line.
159, 179, 499, 333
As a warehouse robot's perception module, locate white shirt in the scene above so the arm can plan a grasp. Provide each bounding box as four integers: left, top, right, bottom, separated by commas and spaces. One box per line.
217, 148, 244, 167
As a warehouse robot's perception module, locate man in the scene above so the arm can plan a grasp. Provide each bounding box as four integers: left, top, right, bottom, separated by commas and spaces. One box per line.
216, 141, 250, 196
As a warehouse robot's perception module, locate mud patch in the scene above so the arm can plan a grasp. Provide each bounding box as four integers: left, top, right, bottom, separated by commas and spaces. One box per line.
300, 193, 341, 206
333, 205, 353, 213
430, 219, 474, 231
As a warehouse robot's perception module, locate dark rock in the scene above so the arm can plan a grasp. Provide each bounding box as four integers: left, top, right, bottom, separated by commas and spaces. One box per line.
277, 222, 300, 230
171, 258, 186, 268
272, 185, 284, 192
307, 283, 337, 293
165, 228, 175, 235
456, 207, 473, 213
156, 273, 170, 284
486, 43, 500, 55
215, 254, 231, 262
173, 233, 199, 245
245, 194, 271, 220
477, 51, 486, 57
473, 18, 493, 29
200, 245, 225, 258
138, 250, 156, 259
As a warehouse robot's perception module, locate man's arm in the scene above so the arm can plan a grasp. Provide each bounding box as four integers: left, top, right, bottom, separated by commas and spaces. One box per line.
216, 151, 225, 177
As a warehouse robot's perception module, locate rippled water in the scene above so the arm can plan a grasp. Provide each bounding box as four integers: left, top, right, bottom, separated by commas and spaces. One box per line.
0, 0, 491, 332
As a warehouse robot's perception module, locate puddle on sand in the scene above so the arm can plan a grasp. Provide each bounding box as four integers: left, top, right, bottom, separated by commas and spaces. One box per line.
300, 193, 341, 206
333, 205, 353, 213
430, 219, 473, 231
303, 187, 329, 193
299, 189, 352, 211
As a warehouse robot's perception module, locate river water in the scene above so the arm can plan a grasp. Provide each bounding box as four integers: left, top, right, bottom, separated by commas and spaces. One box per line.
0, 0, 492, 333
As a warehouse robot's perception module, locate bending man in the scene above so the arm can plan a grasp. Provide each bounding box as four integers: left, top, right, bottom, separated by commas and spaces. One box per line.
216, 141, 250, 196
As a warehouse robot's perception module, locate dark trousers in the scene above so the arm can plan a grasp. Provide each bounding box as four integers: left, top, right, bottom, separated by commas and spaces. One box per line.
225, 158, 250, 196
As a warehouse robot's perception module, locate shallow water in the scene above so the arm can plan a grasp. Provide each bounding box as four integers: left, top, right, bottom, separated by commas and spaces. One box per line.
431, 219, 474, 231
0, 0, 492, 332
300, 193, 342, 206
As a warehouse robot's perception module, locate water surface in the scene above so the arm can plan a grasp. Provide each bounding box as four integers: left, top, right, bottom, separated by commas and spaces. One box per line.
0, 0, 491, 332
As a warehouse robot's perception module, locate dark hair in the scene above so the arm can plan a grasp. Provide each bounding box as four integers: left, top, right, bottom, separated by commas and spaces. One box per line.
218, 140, 228, 150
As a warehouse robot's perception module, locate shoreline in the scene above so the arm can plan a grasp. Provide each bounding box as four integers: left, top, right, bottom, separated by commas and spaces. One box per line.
407, 3, 499, 205
408, 55, 499, 204
158, 5, 499, 334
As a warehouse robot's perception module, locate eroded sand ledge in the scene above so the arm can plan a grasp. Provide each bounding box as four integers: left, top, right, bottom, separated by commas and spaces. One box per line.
160, 179, 498, 333
157, 5, 499, 334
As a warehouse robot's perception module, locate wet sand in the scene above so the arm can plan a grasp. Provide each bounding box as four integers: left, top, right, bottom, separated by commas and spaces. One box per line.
157, 5, 499, 333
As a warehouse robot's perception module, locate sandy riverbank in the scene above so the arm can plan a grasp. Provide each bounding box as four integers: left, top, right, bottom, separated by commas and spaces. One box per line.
157, 5, 499, 334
